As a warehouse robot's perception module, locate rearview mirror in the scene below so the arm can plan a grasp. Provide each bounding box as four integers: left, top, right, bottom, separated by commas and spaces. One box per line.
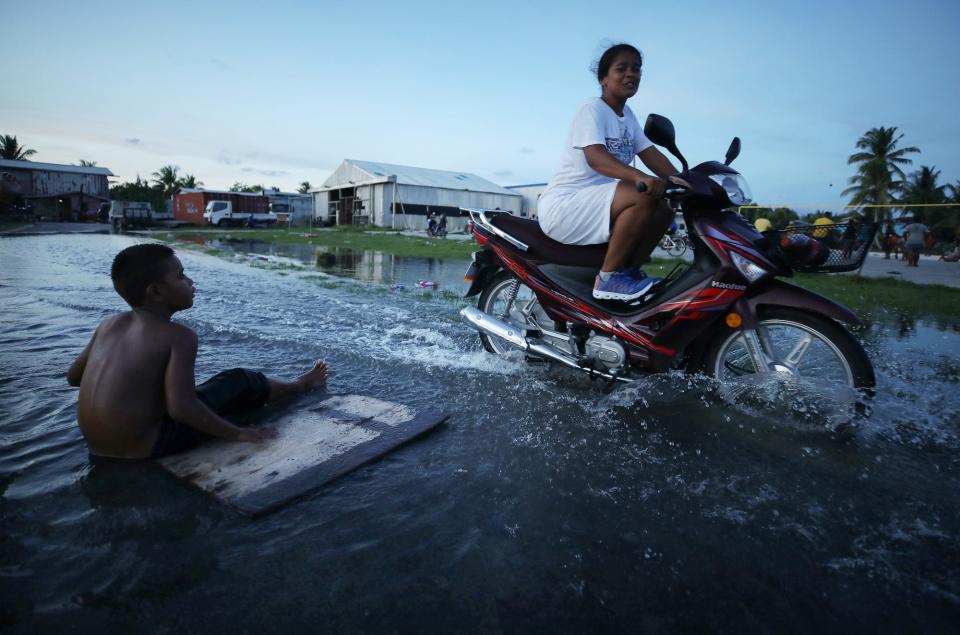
644, 114, 688, 173
646, 114, 677, 148
725, 137, 741, 166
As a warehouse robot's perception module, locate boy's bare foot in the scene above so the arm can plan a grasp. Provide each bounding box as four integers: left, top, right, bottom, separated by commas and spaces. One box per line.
235, 427, 278, 443
296, 360, 329, 392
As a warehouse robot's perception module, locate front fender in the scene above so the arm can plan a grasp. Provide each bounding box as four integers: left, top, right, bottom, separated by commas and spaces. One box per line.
733, 279, 862, 328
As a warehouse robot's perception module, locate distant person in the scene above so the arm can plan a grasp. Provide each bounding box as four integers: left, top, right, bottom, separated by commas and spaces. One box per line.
902, 215, 929, 267
67, 244, 329, 459
438, 212, 447, 232
840, 221, 858, 259
536, 42, 688, 301
812, 212, 834, 238
941, 239, 960, 262
882, 221, 897, 259
754, 216, 772, 233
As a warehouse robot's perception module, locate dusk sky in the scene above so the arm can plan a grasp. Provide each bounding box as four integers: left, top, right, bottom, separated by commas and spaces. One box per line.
3, 0, 958, 211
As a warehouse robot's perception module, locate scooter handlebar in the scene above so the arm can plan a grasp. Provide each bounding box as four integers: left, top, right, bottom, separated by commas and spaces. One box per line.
664, 185, 688, 198
636, 180, 689, 198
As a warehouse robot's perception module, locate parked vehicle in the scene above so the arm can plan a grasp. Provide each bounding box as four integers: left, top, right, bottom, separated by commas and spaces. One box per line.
460, 114, 877, 392
426, 224, 448, 238
426, 213, 448, 238
173, 190, 269, 226
658, 231, 688, 257
108, 201, 152, 229
204, 200, 278, 227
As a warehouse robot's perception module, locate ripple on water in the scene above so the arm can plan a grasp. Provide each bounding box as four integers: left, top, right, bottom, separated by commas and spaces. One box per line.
1, 234, 959, 631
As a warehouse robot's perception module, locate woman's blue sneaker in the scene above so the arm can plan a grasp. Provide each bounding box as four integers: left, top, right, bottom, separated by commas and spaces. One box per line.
592, 269, 660, 301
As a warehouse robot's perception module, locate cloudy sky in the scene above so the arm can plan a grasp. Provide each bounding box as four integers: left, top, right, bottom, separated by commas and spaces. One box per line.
3, 0, 958, 210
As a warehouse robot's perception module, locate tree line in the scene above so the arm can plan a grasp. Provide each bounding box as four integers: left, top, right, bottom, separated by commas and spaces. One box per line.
745, 126, 959, 243
3, 129, 956, 240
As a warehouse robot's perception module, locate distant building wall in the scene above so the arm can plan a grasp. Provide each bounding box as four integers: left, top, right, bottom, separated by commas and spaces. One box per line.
505, 183, 547, 219
264, 191, 313, 223
387, 184, 521, 231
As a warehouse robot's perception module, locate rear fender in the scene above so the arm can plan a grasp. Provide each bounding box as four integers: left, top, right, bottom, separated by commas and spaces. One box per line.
463, 249, 502, 298
733, 279, 862, 328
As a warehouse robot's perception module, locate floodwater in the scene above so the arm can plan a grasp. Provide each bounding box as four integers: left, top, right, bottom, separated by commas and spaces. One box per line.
2, 234, 959, 633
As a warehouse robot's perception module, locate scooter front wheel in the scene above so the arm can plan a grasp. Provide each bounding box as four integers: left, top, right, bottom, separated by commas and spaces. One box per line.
699, 307, 874, 389
477, 272, 549, 354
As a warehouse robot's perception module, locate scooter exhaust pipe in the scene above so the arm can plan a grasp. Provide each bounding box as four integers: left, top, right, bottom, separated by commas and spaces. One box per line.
460, 306, 529, 350
460, 307, 632, 382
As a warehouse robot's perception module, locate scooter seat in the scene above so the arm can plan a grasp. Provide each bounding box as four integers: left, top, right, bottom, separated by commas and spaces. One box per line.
490, 215, 607, 268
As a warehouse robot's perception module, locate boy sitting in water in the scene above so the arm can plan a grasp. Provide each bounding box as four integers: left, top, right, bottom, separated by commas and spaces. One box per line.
67, 243, 329, 459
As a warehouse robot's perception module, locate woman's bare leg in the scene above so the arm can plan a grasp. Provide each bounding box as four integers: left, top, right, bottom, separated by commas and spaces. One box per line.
602, 181, 669, 272
266, 360, 329, 402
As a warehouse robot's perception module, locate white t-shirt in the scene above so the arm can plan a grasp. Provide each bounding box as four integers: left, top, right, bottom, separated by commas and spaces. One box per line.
903, 222, 928, 246
545, 98, 652, 192
536, 98, 653, 245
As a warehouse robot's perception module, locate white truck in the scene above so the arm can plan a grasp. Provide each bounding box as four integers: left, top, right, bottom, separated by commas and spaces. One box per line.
203, 200, 278, 227
108, 201, 152, 229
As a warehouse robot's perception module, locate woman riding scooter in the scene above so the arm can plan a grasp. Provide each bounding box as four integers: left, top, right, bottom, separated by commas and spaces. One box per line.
537, 43, 688, 301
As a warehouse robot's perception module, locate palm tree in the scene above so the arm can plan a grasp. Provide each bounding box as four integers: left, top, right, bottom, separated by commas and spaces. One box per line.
178, 174, 204, 189
842, 126, 919, 221
948, 180, 960, 204
0, 134, 37, 161
77, 159, 98, 167
901, 166, 946, 207
151, 165, 181, 199
297, 181, 312, 194
902, 166, 953, 241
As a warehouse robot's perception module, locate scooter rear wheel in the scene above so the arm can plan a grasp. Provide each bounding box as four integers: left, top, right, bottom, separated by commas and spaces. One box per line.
477, 272, 549, 355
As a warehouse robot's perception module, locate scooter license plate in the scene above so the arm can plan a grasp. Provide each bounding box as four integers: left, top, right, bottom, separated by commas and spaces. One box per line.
463, 261, 478, 282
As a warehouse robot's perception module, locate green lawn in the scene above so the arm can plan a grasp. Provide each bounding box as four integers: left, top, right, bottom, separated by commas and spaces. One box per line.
790, 272, 959, 327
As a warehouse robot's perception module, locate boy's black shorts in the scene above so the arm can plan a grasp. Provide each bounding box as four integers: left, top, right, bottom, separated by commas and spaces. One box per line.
150, 368, 270, 458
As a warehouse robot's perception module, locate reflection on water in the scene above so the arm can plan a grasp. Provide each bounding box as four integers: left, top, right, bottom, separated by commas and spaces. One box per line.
211, 238, 471, 290
1, 234, 959, 632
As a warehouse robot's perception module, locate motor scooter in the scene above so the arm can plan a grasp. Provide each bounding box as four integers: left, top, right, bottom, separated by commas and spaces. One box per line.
426, 215, 448, 238
460, 114, 876, 389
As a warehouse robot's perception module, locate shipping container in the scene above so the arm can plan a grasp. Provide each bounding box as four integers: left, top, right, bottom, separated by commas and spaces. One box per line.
172, 189, 270, 224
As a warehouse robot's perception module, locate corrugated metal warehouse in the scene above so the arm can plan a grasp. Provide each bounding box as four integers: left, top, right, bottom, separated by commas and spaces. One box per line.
0, 159, 113, 221
313, 160, 522, 231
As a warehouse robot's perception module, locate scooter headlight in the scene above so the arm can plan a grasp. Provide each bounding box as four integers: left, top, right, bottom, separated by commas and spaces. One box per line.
730, 250, 768, 283
709, 173, 753, 206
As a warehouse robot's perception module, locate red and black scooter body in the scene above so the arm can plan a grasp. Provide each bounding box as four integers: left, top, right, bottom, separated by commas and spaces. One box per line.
465, 161, 861, 373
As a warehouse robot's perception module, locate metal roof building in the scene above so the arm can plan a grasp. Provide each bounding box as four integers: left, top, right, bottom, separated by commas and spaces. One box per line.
0, 159, 114, 221
313, 159, 522, 230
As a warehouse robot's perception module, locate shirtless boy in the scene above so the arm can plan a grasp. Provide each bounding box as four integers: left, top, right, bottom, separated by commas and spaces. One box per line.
67, 243, 329, 459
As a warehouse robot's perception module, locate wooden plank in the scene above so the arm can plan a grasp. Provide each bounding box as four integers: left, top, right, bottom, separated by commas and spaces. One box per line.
159, 395, 446, 517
